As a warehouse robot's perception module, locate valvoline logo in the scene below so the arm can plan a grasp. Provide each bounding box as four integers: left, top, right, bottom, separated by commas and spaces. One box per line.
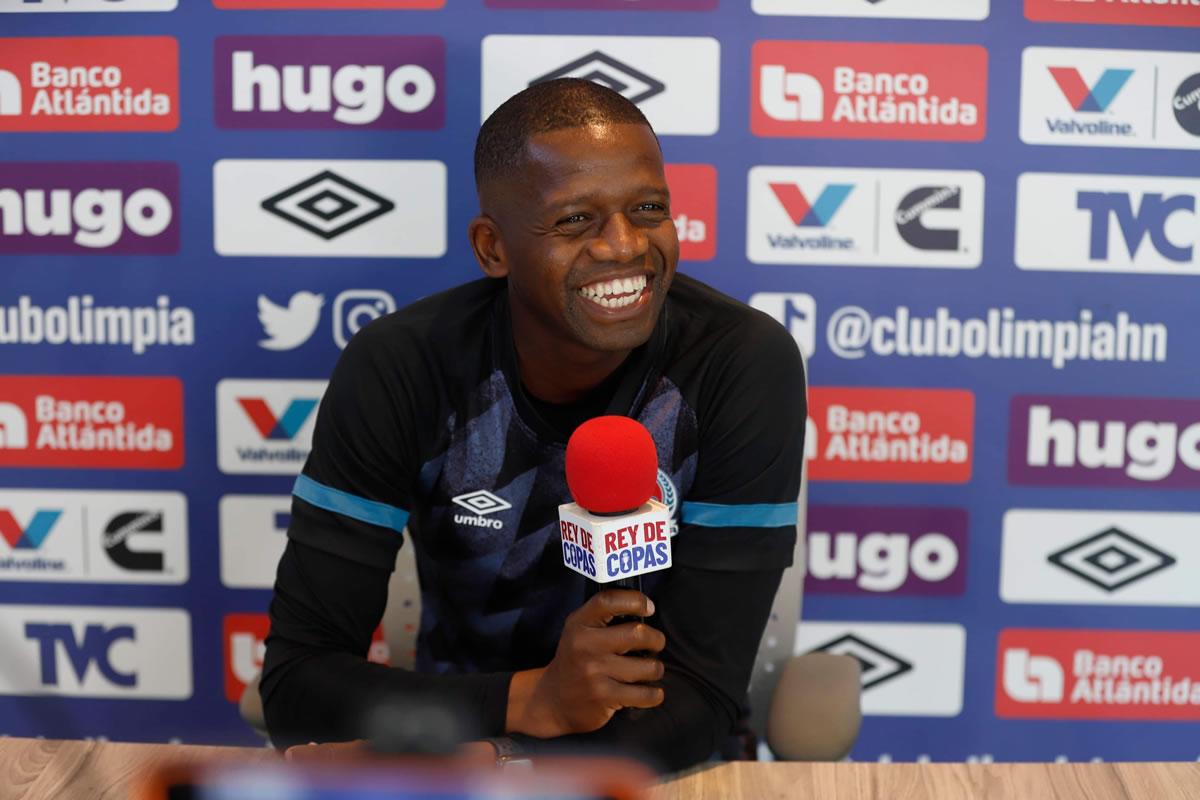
237, 397, 318, 441
770, 183, 854, 227
1049, 67, 1133, 113
0, 509, 61, 549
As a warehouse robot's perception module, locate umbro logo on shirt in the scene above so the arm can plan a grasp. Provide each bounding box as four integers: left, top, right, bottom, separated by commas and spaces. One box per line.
451, 490, 511, 530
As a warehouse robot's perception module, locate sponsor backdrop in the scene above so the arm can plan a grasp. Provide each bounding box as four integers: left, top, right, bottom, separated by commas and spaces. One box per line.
1, 0, 1198, 764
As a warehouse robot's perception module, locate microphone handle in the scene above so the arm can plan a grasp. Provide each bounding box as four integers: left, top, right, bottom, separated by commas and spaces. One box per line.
607, 574, 653, 721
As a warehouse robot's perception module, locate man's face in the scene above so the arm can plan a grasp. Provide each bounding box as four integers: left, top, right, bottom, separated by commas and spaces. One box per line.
487, 122, 679, 356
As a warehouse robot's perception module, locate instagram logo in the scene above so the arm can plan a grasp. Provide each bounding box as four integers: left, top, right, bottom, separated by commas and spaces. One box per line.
333, 290, 396, 349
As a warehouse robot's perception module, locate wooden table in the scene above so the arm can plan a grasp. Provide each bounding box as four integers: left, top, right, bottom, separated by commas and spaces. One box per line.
3, 737, 1199, 800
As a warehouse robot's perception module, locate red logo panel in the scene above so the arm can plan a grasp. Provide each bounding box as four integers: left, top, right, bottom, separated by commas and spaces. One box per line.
664, 164, 716, 262
751, 41, 987, 141
0, 37, 178, 132
1025, 0, 1200, 27
0, 376, 183, 470
224, 613, 391, 702
806, 387, 974, 483
997, 629, 1200, 721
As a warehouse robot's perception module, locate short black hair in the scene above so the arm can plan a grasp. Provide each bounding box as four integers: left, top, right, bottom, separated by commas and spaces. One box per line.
474, 78, 655, 193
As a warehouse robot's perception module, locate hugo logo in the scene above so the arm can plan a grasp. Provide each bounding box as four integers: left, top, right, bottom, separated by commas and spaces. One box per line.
231, 51, 436, 125
0, 185, 173, 248
808, 529, 961, 592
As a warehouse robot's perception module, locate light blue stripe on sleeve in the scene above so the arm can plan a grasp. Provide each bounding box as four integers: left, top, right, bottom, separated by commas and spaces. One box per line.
292, 474, 408, 535
681, 501, 798, 528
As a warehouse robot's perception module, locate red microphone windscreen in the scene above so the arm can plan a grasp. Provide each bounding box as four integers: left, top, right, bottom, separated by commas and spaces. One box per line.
565, 416, 659, 514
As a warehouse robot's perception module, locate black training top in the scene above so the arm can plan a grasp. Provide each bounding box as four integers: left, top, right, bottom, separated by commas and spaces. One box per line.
261, 273, 807, 770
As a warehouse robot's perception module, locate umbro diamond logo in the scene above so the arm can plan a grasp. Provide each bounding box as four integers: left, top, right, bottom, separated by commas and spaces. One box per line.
530, 52, 666, 105
809, 633, 913, 690
451, 490, 512, 517
261, 171, 396, 241
1047, 527, 1176, 592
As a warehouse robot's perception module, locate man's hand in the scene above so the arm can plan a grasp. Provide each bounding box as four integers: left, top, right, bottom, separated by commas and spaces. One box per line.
505, 590, 666, 739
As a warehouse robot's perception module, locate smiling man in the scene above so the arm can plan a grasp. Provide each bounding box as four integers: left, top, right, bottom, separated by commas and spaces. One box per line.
261, 79, 807, 771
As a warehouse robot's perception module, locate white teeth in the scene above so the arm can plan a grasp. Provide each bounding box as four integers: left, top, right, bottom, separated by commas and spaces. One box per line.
579, 275, 648, 304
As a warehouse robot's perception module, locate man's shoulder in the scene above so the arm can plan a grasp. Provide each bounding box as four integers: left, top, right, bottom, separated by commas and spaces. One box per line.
665, 272, 799, 361
351, 277, 501, 354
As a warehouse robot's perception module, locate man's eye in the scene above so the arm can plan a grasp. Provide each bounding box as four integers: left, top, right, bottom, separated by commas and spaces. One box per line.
556, 214, 587, 226
636, 203, 668, 214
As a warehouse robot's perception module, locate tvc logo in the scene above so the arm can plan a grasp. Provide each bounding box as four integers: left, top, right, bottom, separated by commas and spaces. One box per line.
1002, 648, 1064, 703
220, 495, 290, 589
1078, 191, 1194, 264
25, 623, 137, 688
1016, 173, 1200, 275
0, 605, 192, 698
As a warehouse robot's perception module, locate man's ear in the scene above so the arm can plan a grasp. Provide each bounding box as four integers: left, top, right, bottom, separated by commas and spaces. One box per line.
469, 215, 508, 278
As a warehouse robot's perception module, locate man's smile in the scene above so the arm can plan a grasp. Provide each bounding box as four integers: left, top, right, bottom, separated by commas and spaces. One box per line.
577, 274, 649, 310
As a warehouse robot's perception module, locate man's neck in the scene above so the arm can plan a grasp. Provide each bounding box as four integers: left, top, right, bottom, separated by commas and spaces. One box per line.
511, 322, 630, 405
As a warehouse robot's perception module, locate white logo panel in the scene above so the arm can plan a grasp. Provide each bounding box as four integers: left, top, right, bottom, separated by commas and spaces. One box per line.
220, 495, 292, 589
214, 160, 446, 258
0, 489, 188, 584
1001, 509, 1200, 606
0, 0, 176, 10
1015, 173, 1199, 274
795, 621, 965, 717
216, 379, 327, 475
1021, 47, 1200, 151
747, 166, 983, 268
753, 0, 988, 19
481, 36, 719, 136
748, 292, 816, 360
0, 605, 192, 699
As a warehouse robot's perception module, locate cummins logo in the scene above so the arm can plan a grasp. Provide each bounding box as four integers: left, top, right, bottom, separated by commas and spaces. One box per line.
103, 511, 165, 572
1174, 72, 1200, 136
895, 185, 961, 251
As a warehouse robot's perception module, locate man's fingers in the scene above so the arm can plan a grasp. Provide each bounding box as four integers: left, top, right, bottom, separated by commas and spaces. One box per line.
616, 621, 666, 654
609, 680, 666, 710
574, 590, 655, 626
604, 653, 664, 684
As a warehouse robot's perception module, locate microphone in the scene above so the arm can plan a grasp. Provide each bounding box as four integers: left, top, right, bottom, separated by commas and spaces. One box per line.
558, 416, 672, 592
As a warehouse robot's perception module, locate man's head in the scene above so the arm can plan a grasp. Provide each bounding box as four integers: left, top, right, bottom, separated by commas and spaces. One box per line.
469, 79, 679, 366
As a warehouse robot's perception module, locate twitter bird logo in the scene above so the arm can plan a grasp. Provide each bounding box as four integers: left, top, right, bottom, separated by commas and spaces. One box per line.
258, 292, 324, 351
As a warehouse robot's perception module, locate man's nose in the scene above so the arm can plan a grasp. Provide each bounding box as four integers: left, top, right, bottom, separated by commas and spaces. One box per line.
588, 213, 649, 264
